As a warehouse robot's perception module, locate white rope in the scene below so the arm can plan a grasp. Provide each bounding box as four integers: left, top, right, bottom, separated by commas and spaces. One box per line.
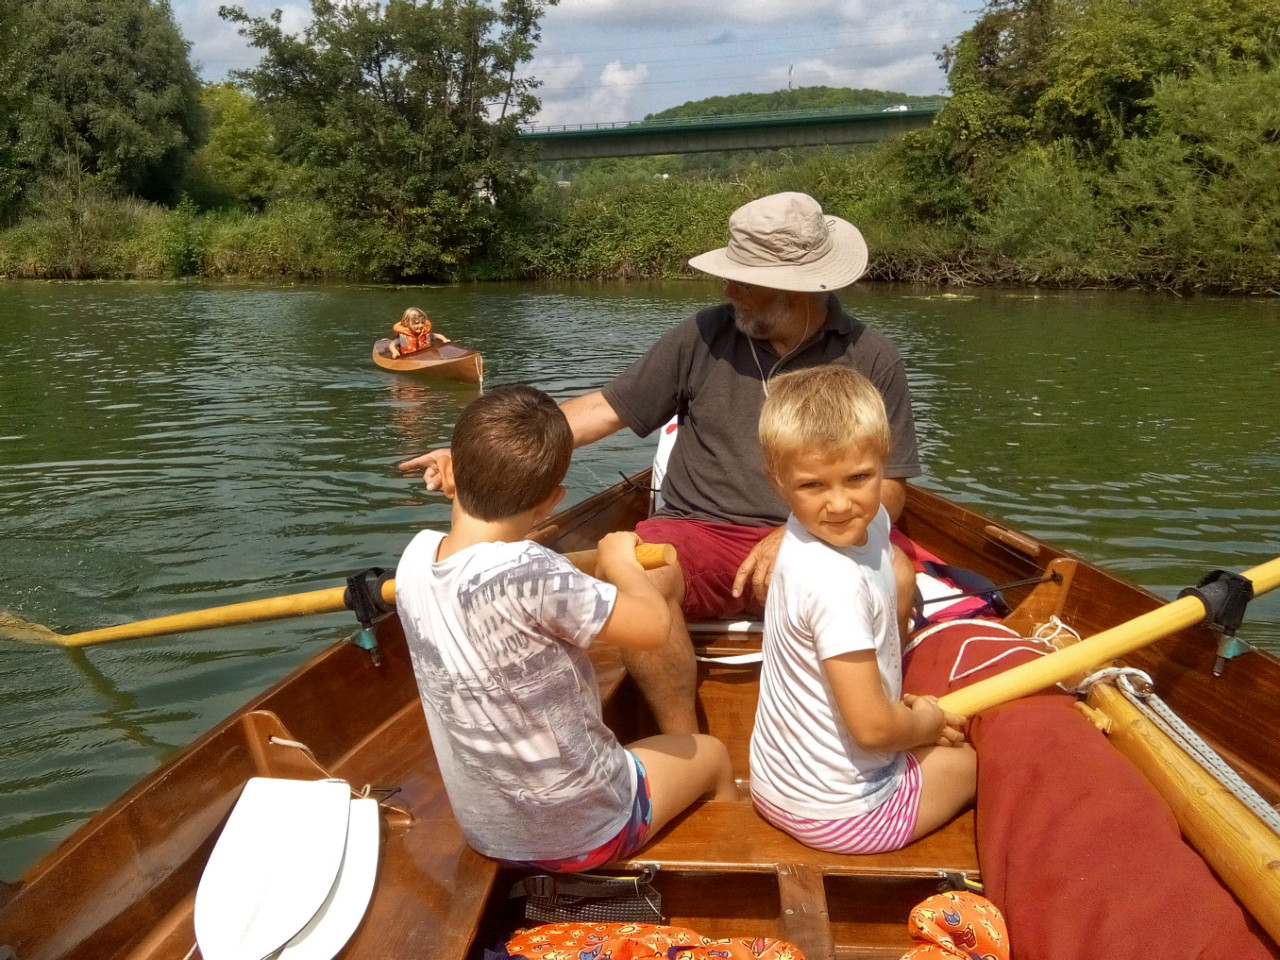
1076, 667, 1280, 836
902, 618, 1018, 657
267, 735, 315, 756
948, 636, 1059, 685
1032, 615, 1082, 647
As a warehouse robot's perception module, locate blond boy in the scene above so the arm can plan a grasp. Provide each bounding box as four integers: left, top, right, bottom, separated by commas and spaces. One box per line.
396, 384, 734, 870
749, 366, 975, 853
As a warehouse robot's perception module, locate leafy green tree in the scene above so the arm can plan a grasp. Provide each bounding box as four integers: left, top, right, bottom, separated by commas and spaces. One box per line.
20, 0, 203, 205
1034, 0, 1280, 143
221, 0, 557, 280
185, 83, 300, 210
0, 0, 32, 220
942, 0, 1280, 151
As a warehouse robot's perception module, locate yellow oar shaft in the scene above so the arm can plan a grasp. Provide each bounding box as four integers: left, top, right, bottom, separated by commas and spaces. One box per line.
58, 585, 361, 647
56, 542, 677, 648
938, 556, 1280, 718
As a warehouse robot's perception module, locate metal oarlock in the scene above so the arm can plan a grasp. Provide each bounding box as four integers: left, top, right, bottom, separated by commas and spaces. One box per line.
344, 567, 396, 666
1178, 570, 1256, 676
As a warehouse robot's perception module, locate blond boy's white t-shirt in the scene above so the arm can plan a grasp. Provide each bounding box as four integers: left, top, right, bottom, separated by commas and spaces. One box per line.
750, 507, 907, 819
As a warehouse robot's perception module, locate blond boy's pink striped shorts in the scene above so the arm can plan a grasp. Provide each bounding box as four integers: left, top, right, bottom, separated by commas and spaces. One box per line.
752, 753, 922, 854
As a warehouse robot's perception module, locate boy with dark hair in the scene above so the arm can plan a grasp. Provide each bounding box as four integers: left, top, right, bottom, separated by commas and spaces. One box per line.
397, 385, 735, 870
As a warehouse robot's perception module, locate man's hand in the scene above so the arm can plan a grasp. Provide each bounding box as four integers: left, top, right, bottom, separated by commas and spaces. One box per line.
731, 526, 786, 604
398, 448, 454, 496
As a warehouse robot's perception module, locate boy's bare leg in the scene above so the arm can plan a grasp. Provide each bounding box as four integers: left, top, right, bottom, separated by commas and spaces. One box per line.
907, 743, 977, 840
893, 544, 917, 648
619, 562, 700, 735
628, 734, 737, 833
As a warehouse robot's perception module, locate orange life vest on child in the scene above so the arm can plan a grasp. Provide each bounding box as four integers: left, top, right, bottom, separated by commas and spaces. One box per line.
393, 319, 433, 355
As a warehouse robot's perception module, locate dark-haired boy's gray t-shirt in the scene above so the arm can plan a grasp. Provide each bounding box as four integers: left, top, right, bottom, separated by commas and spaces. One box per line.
396, 530, 632, 863
602, 297, 922, 528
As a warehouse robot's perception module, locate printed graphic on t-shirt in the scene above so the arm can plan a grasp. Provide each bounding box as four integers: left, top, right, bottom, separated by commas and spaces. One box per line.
409, 545, 623, 806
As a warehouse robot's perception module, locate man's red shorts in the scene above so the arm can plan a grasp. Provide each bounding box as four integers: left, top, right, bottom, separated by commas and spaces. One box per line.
634, 516, 774, 622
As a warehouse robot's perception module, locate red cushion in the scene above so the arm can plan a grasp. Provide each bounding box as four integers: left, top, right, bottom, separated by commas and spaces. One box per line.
903, 621, 1279, 960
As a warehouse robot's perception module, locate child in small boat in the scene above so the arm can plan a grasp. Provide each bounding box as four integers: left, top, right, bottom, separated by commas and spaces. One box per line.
396, 384, 735, 870
750, 365, 976, 854
388, 306, 449, 358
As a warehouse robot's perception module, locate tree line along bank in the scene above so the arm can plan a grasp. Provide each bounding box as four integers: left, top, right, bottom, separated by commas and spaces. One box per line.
2, 0, 1279, 294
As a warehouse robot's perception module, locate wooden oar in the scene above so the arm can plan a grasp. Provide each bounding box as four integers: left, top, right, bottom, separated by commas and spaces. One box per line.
34, 543, 676, 649
938, 556, 1280, 718
1087, 681, 1280, 943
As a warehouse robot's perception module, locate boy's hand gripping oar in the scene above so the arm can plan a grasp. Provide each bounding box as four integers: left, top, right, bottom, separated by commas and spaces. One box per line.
936, 556, 1280, 718
19, 543, 677, 649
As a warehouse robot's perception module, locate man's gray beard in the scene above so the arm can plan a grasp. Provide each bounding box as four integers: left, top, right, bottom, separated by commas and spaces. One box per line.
731, 298, 790, 340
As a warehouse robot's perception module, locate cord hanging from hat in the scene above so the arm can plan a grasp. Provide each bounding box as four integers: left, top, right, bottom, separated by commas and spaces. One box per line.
748, 297, 815, 398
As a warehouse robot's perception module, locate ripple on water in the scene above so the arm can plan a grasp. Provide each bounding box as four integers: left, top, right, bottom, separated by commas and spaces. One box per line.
1, 280, 1278, 879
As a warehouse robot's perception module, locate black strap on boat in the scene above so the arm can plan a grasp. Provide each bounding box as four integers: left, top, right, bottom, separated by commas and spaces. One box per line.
509, 865, 659, 901
937, 871, 984, 895
1178, 570, 1253, 637
618, 471, 660, 493
921, 569, 1061, 607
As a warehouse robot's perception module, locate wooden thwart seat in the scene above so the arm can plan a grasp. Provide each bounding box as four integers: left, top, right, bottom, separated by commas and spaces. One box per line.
619, 800, 978, 878
615, 800, 978, 960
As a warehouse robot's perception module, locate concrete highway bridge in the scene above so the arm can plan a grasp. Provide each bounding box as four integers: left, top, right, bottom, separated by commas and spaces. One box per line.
518, 98, 945, 161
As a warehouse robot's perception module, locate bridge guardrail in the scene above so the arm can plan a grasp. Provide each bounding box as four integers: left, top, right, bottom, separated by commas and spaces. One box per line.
519, 98, 948, 136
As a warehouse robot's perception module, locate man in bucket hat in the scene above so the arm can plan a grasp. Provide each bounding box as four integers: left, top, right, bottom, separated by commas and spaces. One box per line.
403, 192, 920, 736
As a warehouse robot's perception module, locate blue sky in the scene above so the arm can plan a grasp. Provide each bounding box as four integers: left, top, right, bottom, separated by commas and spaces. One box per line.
173, 1, 977, 125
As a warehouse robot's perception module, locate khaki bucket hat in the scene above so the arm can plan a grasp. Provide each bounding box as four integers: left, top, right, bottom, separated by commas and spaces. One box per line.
688, 192, 868, 292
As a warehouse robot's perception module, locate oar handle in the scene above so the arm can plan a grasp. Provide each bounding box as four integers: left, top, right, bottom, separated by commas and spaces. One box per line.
937, 555, 1280, 718
53, 542, 677, 648
561, 541, 677, 577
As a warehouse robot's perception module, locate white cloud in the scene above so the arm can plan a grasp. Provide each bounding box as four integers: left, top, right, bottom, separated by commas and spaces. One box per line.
536, 60, 651, 126
172, 0, 311, 80
548, 0, 845, 28
169, 0, 969, 122
770, 54, 942, 95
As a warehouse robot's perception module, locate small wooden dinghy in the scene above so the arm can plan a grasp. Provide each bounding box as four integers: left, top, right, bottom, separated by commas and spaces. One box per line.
2, 476, 1279, 960
371, 338, 483, 383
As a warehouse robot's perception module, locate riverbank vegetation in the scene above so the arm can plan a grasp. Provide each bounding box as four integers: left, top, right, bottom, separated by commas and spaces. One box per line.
1, 0, 1279, 293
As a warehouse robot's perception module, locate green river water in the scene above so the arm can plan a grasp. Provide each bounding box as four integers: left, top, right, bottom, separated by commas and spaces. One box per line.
1, 279, 1277, 877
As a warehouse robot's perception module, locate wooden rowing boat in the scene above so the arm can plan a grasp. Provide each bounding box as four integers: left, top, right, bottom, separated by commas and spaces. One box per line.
2, 474, 1278, 960
371, 338, 484, 383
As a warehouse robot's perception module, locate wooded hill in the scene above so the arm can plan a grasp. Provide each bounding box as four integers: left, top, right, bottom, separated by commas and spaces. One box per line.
645, 87, 937, 120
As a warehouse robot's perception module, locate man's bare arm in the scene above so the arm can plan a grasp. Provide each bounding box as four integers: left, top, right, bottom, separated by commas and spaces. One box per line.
399, 389, 628, 491
560, 390, 626, 447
